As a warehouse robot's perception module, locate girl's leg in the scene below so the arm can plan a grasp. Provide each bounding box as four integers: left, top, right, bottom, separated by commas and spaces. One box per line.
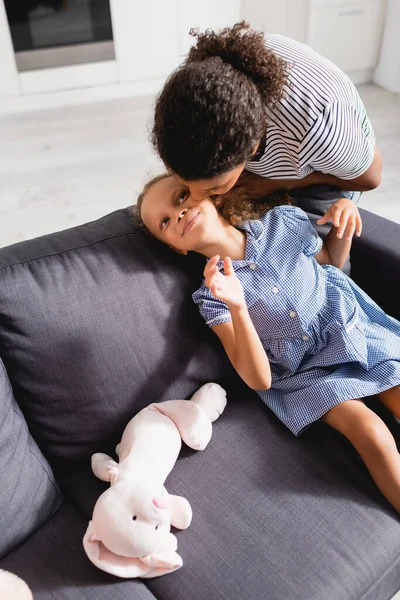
377, 385, 400, 419
321, 399, 400, 512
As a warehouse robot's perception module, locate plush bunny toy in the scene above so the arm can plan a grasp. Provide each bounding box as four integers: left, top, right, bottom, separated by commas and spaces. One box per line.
83, 382, 227, 578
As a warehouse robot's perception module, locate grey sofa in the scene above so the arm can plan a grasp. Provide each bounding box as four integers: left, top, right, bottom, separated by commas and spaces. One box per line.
1, 194, 400, 600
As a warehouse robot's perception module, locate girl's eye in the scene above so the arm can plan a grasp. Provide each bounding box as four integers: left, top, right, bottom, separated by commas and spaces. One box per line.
160, 217, 169, 230
177, 191, 188, 205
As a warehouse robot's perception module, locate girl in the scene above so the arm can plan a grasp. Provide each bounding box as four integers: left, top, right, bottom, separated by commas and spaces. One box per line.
136, 173, 400, 513
152, 22, 381, 229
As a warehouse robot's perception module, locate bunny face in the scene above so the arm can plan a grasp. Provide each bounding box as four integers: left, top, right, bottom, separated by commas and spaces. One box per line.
83, 480, 185, 578
91, 481, 172, 557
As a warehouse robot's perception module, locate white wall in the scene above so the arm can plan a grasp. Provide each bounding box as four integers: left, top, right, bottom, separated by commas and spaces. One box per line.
373, 0, 400, 93
0, 0, 20, 96
0, 0, 395, 114
241, 0, 309, 43
242, 0, 387, 86
110, 0, 241, 81
0, 0, 241, 112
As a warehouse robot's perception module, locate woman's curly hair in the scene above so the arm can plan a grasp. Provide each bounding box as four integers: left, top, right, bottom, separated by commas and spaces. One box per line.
133, 174, 292, 235
152, 22, 289, 181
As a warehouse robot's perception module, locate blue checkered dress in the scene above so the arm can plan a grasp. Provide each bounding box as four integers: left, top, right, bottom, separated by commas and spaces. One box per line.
192, 205, 400, 435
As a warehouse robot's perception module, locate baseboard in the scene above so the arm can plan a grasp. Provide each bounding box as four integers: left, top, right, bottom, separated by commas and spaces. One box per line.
0, 77, 165, 116
346, 68, 374, 86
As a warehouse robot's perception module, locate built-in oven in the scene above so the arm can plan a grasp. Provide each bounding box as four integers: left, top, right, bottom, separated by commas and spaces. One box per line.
4, 0, 114, 71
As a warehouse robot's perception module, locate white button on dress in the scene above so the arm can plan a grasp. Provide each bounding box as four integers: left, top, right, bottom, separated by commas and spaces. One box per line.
272, 286, 279, 294
289, 311, 297, 318
302, 335, 309, 341
249, 263, 256, 270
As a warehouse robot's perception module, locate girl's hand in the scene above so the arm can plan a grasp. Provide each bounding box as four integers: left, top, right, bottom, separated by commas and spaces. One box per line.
204, 255, 246, 311
317, 198, 362, 241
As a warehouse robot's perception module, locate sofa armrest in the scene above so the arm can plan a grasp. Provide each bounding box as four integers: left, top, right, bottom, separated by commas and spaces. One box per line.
350, 208, 400, 319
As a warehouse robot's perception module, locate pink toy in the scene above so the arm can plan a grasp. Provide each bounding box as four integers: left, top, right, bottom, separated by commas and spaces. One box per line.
0, 570, 33, 600
83, 382, 227, 578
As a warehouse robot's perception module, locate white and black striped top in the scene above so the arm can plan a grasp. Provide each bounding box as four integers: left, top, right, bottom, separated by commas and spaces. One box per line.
245, 34, 376, 181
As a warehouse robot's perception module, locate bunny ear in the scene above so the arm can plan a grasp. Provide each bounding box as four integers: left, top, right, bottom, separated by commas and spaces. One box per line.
83, 523, 182, 579
140, 533, 182, 574
139, 548, 183, 577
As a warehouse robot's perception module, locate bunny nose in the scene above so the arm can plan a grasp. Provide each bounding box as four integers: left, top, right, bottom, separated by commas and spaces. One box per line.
152, 496, 169, 510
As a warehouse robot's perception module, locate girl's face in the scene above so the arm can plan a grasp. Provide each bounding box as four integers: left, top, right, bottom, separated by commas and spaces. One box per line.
140, 176, 221, 255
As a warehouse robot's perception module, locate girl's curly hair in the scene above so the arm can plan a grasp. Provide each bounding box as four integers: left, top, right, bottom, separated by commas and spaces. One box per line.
218, 190, 293, 227
152, 22, 289, 181
133, 174, 292, 235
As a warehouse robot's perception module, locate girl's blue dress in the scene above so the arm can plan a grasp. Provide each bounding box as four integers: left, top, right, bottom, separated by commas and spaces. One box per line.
193, 206, 400, 435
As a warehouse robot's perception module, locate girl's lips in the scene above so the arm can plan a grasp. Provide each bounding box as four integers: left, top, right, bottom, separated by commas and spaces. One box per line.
183, 211, 199, 234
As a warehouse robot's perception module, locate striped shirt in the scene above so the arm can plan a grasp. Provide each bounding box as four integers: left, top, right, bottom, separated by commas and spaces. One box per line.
245, 34, 376, 181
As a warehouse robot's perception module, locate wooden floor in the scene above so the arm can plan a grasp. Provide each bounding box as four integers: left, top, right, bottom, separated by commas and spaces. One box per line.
0, 83, 399, 249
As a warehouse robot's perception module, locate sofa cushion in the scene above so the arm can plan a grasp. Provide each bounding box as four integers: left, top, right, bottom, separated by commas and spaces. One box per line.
0, 357, 63, 558
0, 208, 234, 472
351, 208, 400, 320
159, 393, 400, 600
59, 389, 400, 600
0, 502, 158, 600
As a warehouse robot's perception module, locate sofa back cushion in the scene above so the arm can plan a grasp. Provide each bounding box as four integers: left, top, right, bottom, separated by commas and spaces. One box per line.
0, 357, 63, 557
0, 208, 234, 472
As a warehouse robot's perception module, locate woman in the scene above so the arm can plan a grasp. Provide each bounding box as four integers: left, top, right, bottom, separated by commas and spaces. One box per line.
152, 22, 381, 243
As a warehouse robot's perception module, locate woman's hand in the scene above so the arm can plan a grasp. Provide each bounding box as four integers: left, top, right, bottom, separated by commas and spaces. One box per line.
204, 255, 246, 311
317, 197, 362, 241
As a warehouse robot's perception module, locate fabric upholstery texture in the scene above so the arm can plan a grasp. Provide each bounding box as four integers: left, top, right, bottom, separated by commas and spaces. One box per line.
0, 357, 62, 558
61, 391, 400, 600
350, 208, 400, 320
0, 502, 158, 600
0, 202, 399, 599
0, 209, 234, 472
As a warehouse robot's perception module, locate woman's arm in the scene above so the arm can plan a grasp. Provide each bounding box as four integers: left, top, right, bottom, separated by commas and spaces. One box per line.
233, 148, 382, 202
204, 256, 271, 390
235, 148, 382, 198
295, 148, 382, 191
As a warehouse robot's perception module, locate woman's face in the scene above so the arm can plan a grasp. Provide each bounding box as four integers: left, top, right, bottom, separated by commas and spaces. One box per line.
170, 162, 246, 202
167, 139, 261, 201
140, 176, 221, 254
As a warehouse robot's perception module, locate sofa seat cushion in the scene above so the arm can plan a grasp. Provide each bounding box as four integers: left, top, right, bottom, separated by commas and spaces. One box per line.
0, 502, 158, 600
0, 357, 63, 558
0, 208, 234, 472
62, 389, 400, 600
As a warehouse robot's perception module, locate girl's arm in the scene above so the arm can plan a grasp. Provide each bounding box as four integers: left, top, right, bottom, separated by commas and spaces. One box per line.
204, 256, 271, 390
212, 309, 271, 390
315, 198, 362, 269
315, 227, 352, 269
